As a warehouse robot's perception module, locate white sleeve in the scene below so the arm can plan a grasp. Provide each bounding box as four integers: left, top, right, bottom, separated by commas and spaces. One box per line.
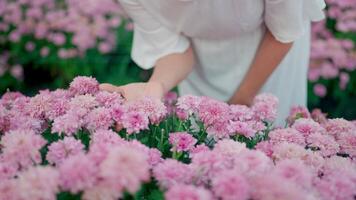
119, 0, 190, 69
264, 0, 326, 43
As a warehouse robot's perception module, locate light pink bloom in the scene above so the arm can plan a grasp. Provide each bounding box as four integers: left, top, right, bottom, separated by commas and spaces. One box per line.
269, 128, 306, 146
52, 112, 83, 135
315, 171, 356, 200
273, 159, 313, 188
59, 154, 98, 193
46, 137, 85, 165
234, 149, 273, 176
292, 118, 325, 137
68, 94, 98, 117
169, 132, 197, 153
336, 132, 356, 157
287, 106, 311, 125
153, 159, 193, 188
272, 142, 308, 161
251, 174, 307, 200
95, 91, 124, 108
99, 146, 150, 194
214, 139, 247, 157
69, 76, 99, 96
212, 170, 250, 200
306, 133, 340, 157
125, 97, 167, 124
82, 182, 122, 200
15, 166, 60, 200
84, 107, 113, 132
0, 129, 46, 169
255, 141, 274, 157
165, 184, 213, 200
324, 118, 355, 137
121, 111, 149, 134
251, 93, 279, 122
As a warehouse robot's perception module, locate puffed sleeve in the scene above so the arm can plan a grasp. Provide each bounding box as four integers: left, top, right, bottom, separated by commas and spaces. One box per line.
119, 0, 190, 69
264, 0, 326, 43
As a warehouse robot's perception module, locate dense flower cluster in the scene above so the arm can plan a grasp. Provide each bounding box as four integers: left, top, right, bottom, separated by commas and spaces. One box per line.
309, 0, 356, 97
0, 76, 356, 200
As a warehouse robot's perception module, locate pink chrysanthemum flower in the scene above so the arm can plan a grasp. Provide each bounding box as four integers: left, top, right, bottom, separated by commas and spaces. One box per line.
251, 93, 279, 122
176, 95, 202, 116
287, 106, 311, 125
207, 120, 232, 139
324, 118, 355, 137
165, 184, 213, 200
138, 97, 168, 123
110, 103, 125, 123
229, 121, 256, 138
311, 109, 328, 124
8, 111, 44, 133
90, 129, 124, 146
0, 158, 18, 180
52, 112, 83, 135
59, 153, 98, 193
169, 132, 197, 153
322, 156, 356, 175
272, 142, 308, 161
269, 128, 306, 146
68, 94, 99, 117
189, 144, 210, 157
211, 170, 250, 200
0, 105, 10, 132
88, 130, 125, 165
273, 159, 313, 188
0, 91, 25, 108
0, 129, 46, 168
153, 159, 193, 188
46, 137, 85, 165
148, 148, 163, 167
190, 150, 228, 183
306, 133, 340, 157
301, 150, 325, 172
197, 97, 230, 126
255, 141, 274, 157
315, 171, 356, 200
95, 91, 124, 108
25, 90, 53, 119
84, 107, 113, 132
82, 182, 122, 200
69, 76, 99, 96
229, 104, 254, 121
121, 111, 149, 134
45, 89, 70, 120
336, 132, 356, 157
214, 139, 247, 157
15, 166, 60, 200
250, 174, 307, 200
99, 146, 150, 194
292, 118, 325, 137
0, 180, 19, 200
234, 149, 273, 176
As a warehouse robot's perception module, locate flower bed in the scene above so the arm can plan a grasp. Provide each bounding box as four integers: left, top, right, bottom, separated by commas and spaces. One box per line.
0, 76, 356, 200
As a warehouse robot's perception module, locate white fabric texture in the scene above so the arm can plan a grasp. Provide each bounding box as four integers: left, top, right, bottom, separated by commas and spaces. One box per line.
118, 0, 326, 125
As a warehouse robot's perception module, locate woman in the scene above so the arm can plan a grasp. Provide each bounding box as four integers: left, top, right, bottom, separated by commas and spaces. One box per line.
100, 0, 326, 124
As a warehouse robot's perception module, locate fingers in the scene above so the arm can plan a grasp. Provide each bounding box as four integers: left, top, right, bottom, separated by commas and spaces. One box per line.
99, 83, 126, 98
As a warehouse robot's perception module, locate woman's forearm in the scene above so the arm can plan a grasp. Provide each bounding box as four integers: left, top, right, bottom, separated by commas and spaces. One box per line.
229, 29, 293, 105
149, 45, 195, 94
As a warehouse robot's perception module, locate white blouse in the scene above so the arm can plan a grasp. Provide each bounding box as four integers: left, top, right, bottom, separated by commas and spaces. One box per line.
118, 0, 326, 125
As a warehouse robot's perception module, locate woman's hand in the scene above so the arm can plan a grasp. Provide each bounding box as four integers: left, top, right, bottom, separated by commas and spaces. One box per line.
99, 81, 165, 102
